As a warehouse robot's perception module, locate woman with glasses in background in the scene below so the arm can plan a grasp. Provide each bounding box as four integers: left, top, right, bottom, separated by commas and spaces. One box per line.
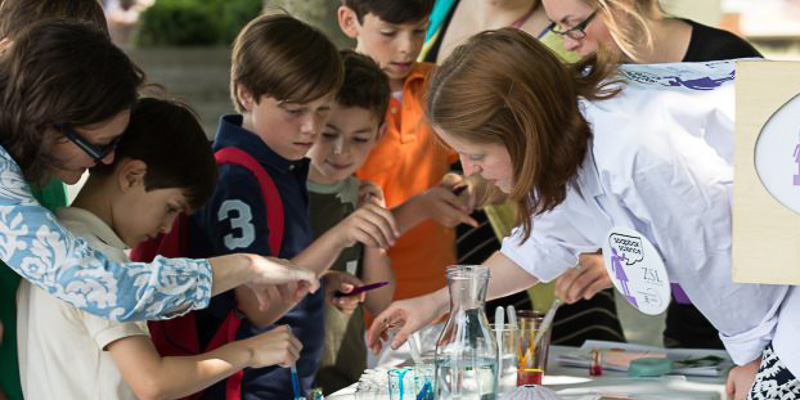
543, 0, 760, 63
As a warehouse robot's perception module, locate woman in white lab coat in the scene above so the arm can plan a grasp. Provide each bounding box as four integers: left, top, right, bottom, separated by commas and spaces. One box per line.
366, 28, 799, 400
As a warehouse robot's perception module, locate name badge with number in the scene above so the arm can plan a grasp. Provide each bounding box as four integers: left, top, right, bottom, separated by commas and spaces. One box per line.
602, 227, 671, 315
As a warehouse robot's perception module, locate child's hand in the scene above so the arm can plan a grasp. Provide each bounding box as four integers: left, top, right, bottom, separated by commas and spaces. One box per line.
359, 181, 386, 208
439, 172, 478, 210
418, 186, 478, 228
323, 271, 366, 315
246, 325, 303, 368
336, 204, 399, 249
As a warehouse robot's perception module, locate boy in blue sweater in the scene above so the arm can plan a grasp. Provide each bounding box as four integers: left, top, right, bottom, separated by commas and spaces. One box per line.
188, 14, 398, 399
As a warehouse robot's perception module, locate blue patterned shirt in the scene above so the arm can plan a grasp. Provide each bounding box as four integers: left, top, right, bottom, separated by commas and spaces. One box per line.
0, 145, 213, 321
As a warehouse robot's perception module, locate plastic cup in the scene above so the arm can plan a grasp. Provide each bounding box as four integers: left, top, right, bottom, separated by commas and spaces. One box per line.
491, 323, 518, 392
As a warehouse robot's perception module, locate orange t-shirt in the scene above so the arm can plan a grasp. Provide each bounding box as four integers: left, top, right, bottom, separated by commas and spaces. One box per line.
356, 62, 458, 304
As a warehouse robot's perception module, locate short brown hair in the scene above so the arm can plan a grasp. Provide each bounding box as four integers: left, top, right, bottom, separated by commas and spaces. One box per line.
341, 0, 434, 25
0, 0, 107, 39
0, 20, 143, 182
336, 50, 390, 127
427, 28, 619, 242
230, 13, 343, 112
91, 98, 217, 212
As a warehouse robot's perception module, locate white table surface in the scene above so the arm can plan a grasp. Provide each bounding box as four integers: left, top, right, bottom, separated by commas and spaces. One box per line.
329, 345, 728, 400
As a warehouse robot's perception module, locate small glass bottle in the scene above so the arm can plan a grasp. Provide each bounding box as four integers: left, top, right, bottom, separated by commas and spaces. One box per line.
435, 265, 499, 399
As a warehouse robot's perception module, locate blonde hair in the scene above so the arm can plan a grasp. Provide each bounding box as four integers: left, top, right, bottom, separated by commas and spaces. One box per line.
427, 28, 619, 241
586, 0, 663, 62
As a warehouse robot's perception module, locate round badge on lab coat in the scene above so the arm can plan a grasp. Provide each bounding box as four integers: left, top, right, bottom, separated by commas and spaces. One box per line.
755, 91, 800, 215
602, 227, 671, 315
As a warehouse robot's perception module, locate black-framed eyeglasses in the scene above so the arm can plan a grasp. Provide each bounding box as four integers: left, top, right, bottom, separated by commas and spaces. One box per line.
57, 124, 122, 162
550, 10, 598, 41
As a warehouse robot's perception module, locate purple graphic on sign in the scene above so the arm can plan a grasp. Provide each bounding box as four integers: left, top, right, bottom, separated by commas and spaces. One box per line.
660, 70, 735, 91
794, 132, 800, 186
611, 247, 639, 308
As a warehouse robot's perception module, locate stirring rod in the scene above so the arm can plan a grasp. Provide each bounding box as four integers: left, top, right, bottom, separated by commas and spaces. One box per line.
408, 331, 423, 366
533, 299, 561, 349
494, 306, 505, 389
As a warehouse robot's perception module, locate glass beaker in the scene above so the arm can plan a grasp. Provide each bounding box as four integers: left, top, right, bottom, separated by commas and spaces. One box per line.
435, 265, 499, 399
516, 311, 552, 386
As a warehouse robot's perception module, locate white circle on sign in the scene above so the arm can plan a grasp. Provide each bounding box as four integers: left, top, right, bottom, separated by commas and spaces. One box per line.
602, 226, 671, 315
755, 91, 800, 215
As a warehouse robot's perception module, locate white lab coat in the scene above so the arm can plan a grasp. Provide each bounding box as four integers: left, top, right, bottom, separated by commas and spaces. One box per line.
501, 60, 794, 373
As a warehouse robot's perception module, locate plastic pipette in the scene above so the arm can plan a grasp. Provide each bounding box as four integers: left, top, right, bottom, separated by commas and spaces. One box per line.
290, 362, 302, 400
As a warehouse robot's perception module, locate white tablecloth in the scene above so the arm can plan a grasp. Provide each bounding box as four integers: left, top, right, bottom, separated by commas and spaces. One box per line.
329, 345, 728, 400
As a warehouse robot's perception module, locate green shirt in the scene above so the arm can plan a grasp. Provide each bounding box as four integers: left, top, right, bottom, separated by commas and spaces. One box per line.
0, 179, 67, 400
307, 177, 368, 395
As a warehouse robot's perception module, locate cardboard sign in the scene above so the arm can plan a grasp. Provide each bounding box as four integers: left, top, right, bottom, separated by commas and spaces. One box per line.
602, 227, 671, 315
733, 61, 800, 284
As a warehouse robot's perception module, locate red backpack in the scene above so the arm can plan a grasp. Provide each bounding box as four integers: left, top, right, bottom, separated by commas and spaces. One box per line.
130, 147, 284, 400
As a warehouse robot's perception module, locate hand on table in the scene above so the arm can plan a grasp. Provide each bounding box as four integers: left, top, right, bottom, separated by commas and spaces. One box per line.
725, 358, 760, 400
555, 253, 613, 304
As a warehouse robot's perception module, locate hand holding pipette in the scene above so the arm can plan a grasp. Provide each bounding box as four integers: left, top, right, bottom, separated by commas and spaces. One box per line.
245, 325, 302, 368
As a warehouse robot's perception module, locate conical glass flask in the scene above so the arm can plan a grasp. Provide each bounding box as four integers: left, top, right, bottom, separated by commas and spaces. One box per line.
434, 265, 499, 399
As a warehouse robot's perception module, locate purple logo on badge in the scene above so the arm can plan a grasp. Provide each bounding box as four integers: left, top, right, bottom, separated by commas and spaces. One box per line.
610, 247, 639, 309
794, 132, 800, 186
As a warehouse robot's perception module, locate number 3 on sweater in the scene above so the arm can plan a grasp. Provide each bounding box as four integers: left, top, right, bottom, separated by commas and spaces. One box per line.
218, 199, 255, 250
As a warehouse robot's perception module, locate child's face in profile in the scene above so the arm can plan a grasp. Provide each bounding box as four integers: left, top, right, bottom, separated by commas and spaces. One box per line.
241, 92, 335, 161
346, 12, 428, 89
112, 171, 189, 247
307, 104, 381, 185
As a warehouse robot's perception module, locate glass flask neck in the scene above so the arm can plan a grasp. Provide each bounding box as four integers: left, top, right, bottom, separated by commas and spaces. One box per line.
446, 265, 490, 312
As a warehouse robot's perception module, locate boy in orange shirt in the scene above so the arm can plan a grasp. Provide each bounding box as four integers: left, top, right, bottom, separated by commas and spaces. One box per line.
337, 0, 476, 364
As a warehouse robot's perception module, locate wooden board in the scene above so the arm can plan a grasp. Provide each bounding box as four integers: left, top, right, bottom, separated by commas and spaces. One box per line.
732, 60, 800, 284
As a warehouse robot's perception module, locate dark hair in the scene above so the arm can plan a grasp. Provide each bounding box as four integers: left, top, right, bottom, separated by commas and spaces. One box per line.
91, 98, 217, 211
0, 20, 144, 182
336, 49, 390, 127
231, 13, 343, 112
0, 0, 108, 39
341, 0, 434, 24
427, 28, 619, 242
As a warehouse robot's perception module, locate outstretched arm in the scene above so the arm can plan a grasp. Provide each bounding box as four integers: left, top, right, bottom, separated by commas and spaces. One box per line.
109, 325, 302, 400
367, 251, 537, 353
